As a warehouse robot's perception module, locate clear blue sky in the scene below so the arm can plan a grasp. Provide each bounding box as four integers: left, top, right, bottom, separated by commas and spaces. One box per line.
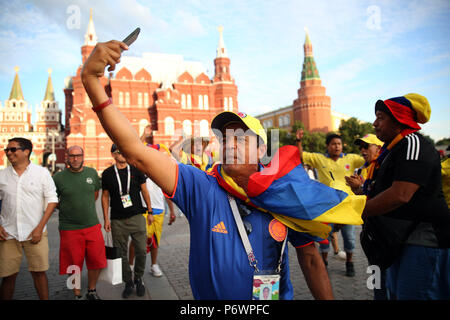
1, 0, 449, 141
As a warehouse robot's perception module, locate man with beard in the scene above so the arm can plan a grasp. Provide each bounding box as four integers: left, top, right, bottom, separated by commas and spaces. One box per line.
53, 145, 106, 300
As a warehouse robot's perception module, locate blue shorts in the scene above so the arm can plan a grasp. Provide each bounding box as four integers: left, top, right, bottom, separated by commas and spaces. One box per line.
386, 245, 450, 300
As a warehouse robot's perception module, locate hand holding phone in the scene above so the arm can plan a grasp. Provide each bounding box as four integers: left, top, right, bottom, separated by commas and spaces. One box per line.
121, 27, 140, 52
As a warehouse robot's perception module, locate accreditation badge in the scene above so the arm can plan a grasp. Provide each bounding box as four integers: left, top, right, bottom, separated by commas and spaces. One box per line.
121, 194, 133, 208
252, 271, 280, 300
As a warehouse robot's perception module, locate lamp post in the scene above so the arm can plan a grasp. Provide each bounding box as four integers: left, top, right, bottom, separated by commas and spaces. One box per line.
48, 129, 59, 173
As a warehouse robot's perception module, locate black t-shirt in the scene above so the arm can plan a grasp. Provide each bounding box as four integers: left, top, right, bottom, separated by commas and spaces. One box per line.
102, 164, 147, 220
369, 133, 450, 247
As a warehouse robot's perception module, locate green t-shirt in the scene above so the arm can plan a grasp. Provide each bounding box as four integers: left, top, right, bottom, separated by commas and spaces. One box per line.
53, 167, 101, 230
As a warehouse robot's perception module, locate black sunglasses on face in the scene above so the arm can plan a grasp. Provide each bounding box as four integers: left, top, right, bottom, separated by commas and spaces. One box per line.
359, 143, 369, 150
4, 147, 25, 153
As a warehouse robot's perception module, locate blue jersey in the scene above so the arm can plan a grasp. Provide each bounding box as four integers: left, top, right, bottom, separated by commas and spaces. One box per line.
170, 163, 314, 300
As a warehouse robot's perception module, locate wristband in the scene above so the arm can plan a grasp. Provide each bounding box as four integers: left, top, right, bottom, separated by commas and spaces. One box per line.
295, 139, 302, 142
92, 97, 113, 113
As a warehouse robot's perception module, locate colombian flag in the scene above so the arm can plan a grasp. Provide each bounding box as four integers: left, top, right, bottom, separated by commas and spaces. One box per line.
213, 145, 365, 239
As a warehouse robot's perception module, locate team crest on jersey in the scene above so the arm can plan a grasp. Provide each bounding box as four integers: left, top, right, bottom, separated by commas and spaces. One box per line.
86, 177, 93, 184
345, 164, 350, 170
269, 219, 287, 242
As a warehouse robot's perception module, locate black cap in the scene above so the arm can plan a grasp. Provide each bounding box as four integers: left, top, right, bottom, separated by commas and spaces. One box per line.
111, 144, 118, 153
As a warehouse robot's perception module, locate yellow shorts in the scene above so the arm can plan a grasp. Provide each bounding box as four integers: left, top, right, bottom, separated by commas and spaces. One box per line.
0, 231, 49, 277
143, 211, 164, 247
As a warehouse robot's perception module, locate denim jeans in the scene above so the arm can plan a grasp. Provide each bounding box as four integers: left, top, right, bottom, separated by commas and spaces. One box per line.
386, 245, 450, 300
319, 224, 355, 253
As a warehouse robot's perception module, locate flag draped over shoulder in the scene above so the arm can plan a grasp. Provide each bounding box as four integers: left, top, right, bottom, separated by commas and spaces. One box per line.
213, 145, 366, 239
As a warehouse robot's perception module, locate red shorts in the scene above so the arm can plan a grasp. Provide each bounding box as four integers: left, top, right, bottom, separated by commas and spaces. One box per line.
59, 224, 107, 275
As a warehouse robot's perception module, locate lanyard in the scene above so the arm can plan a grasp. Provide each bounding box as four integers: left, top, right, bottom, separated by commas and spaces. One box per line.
114, 164, 131, 195
227, 195, 287, 273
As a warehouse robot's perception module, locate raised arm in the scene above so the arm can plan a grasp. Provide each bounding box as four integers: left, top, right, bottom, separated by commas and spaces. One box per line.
81, 40, 177, 195
295, 129, 304, 162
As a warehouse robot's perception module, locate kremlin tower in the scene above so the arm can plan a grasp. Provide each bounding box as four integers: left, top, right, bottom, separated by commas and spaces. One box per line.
292, 28, 332, 132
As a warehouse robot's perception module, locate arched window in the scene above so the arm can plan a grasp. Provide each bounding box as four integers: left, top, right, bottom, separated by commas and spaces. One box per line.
181, 94, 186, 109
119, 92, 124, 106
182, 119, 192, 136
200, 119, 209, 137
139, 119, 149, 136
138, 92, 143, 107
204, 95, 209, 110
285, 114, 291, 126
198, 95, 203, 110
86, 119, 96, 136
164, 117, 174, 136
187, 94, 192, 109
125, 92, 130, 107
144, 92, 149, 107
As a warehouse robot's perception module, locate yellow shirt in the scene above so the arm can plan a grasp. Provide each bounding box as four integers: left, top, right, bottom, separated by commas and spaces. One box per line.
441, 158, 450, 207
303, 152, 365, 194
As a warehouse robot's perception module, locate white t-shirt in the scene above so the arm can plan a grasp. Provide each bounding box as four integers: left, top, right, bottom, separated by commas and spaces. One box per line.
141, 177, 165, 211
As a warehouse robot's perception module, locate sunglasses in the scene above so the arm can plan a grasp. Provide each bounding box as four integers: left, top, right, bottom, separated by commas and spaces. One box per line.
237, 201, 253, 235
4, 147, 25, 153
359, 143, 370, 150
68, 154, 84, 158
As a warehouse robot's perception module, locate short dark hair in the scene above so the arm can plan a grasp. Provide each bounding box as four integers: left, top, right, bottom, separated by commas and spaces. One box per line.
8, 137, 32, 158
325, 133, 342, 145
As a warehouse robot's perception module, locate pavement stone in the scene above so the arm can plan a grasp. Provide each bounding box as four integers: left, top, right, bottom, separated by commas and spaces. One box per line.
8, 197, 374, 300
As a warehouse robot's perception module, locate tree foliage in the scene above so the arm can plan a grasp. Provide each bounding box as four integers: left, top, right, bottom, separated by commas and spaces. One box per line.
338, 117, 375, 154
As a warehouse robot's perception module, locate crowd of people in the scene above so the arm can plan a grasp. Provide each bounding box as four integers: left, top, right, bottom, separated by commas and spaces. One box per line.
0, 39, 449, 301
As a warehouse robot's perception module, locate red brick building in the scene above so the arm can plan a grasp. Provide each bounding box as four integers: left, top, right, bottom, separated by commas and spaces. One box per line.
0, 67, 65, 170
64, 13, 238, 172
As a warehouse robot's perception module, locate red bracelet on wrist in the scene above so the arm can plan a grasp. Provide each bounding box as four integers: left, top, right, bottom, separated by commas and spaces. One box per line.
92, 97, 113, 113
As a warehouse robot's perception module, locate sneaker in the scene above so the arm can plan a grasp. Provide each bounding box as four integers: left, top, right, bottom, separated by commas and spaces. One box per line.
150, 264, 163, 277
74, 295, 84, 300
122, 280, 134, 299
345, 261, 355, 277
134, 277, 146, 297
85, 289, 101, 300
334, 251, 347, 260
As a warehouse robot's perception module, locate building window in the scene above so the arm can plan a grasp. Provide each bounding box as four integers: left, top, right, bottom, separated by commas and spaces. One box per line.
187, 94, 192, 109
181, 94, 186, 109
144, 92, 149, 107
278, 117, 284, 127
198, 95, 203, 110
125, 92, 130, 107
138, 93, 143, 107
204, 95, 209, 110
285, 114, 291, 126
200, 119, 209, 137
164, 117, 174, 136
224, 97, 228, 111
182, 119, 192, 136
139, 119, 149, 136
229, 97, 233, 112
119, 92, 124, 106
